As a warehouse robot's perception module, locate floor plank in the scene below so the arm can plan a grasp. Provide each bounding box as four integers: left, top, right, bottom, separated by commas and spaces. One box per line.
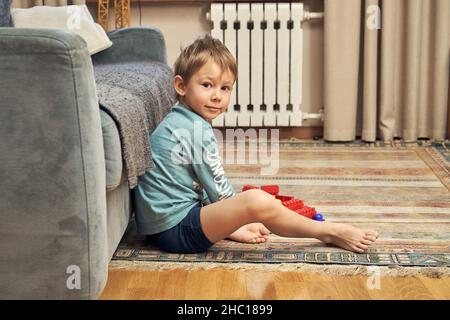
215, 269, 247, 299
418, 276, 450, 299
184, 269, 218, 299
333, 276, 372, 300
99, 268, 449, 300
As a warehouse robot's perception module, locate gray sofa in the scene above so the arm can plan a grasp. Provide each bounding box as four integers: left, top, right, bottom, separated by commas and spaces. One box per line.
0, 27, 173, 299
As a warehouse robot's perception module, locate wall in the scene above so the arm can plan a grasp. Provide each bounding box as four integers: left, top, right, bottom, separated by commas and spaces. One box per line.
88, 1, 324, 127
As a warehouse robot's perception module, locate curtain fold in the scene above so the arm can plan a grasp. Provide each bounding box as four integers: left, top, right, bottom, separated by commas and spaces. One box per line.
12, 0, 85, 8
324, 0, 449, 142
323, 0, 361, 141
361, 0, 379, 141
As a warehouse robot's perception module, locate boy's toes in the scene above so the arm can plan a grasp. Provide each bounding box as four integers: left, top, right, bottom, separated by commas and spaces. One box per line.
251, 237, 262, 243
363, 235, 376, 242
366, 230, 380, 239
361, 239, 374, 245
353, 246, 365, 253
356, 243, 369, 252
364, 233, 378, 242
258, 224, 271, 235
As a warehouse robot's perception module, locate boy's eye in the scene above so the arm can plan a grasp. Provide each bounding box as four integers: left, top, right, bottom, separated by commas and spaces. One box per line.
221, 86, 230, 91
202, 83, 212, 88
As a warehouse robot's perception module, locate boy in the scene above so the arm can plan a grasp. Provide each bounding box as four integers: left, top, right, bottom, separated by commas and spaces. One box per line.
134, 35, 379, 254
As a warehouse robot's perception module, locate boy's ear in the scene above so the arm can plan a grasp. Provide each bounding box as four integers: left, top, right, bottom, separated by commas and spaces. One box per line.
174, 75, 186, 97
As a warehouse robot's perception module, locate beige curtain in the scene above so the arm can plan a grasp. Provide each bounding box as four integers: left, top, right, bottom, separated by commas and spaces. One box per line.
324, 0, 449, 142
12, 0, 85, 8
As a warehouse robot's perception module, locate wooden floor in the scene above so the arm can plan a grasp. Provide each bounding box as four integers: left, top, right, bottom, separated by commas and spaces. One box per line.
99, 268, 450, 300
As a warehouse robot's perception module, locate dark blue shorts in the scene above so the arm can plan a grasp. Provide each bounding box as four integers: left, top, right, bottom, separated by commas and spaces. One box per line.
146, 204, 214, 253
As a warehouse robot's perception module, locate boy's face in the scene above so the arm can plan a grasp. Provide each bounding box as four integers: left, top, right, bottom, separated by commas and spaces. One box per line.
174, 60, 234, 122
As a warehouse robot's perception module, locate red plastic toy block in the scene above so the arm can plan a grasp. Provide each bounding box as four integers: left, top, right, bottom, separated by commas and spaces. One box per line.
294, 206, 316, 219
275, 195, 294, 202
281, 199, 304, 210
260, 185, 279, 195
241, 184, 322, 220
242, 184, 259, 192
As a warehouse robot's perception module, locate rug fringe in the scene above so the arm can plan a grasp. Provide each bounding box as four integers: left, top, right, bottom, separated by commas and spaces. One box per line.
109, 260, 449, 278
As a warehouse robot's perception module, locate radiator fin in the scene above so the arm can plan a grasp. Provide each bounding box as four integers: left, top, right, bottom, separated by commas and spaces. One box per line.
211, 2, 304, 128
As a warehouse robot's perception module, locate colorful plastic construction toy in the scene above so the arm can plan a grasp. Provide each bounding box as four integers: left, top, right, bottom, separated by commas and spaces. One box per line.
242, 184, 325, 221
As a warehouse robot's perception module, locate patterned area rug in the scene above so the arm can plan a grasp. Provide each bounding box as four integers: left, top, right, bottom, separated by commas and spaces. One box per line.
111, 140, 450, 276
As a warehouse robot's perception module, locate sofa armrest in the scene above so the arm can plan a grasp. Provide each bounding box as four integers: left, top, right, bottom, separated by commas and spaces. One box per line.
0, 28, 108, 299
91, 27, 168, 65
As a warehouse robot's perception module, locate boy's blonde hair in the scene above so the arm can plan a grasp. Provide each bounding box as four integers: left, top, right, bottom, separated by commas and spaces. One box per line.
174, 34, 238, 85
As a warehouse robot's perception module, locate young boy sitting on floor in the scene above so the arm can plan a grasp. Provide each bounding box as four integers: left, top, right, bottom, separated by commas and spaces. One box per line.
133, 35, 379, 254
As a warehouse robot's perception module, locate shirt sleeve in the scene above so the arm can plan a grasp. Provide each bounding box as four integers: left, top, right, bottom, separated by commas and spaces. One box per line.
192, 126, 235, 203
201, 189, 212, 206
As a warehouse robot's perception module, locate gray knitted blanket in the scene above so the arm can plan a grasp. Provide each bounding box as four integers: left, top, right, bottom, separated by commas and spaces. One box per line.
93, 61, 176, 189
0, 0, 12, 27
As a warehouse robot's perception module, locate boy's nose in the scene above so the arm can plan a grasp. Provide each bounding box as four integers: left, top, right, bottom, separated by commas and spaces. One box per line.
211, 90, 222, 102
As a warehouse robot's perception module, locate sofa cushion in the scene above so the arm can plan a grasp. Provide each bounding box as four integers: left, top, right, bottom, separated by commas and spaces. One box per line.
100, 109, 124, 191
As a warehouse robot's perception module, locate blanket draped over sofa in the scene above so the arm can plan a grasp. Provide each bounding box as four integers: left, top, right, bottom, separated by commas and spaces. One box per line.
94, 61, 177, 188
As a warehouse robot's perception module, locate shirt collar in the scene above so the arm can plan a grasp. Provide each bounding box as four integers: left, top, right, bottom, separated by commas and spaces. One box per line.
172, 103, 213, 127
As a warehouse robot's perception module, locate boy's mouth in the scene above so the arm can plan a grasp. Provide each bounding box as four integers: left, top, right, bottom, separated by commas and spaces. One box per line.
206, 106, 221, 112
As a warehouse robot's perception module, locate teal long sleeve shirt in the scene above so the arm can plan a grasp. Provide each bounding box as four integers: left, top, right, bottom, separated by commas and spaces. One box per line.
133, 104, 235, 235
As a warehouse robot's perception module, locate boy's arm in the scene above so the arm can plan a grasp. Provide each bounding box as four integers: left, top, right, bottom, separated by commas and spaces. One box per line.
192, 130, 235, 204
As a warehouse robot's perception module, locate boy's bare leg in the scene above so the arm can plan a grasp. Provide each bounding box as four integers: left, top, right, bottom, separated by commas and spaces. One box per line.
200, 189, 379, 253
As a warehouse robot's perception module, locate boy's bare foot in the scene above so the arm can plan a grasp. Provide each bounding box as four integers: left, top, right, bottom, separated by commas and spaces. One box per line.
227, 223, 271, 244
320, 222, 379, 253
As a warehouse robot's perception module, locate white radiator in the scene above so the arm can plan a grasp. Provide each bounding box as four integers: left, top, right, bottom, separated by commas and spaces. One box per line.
210, 2, 304, 127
